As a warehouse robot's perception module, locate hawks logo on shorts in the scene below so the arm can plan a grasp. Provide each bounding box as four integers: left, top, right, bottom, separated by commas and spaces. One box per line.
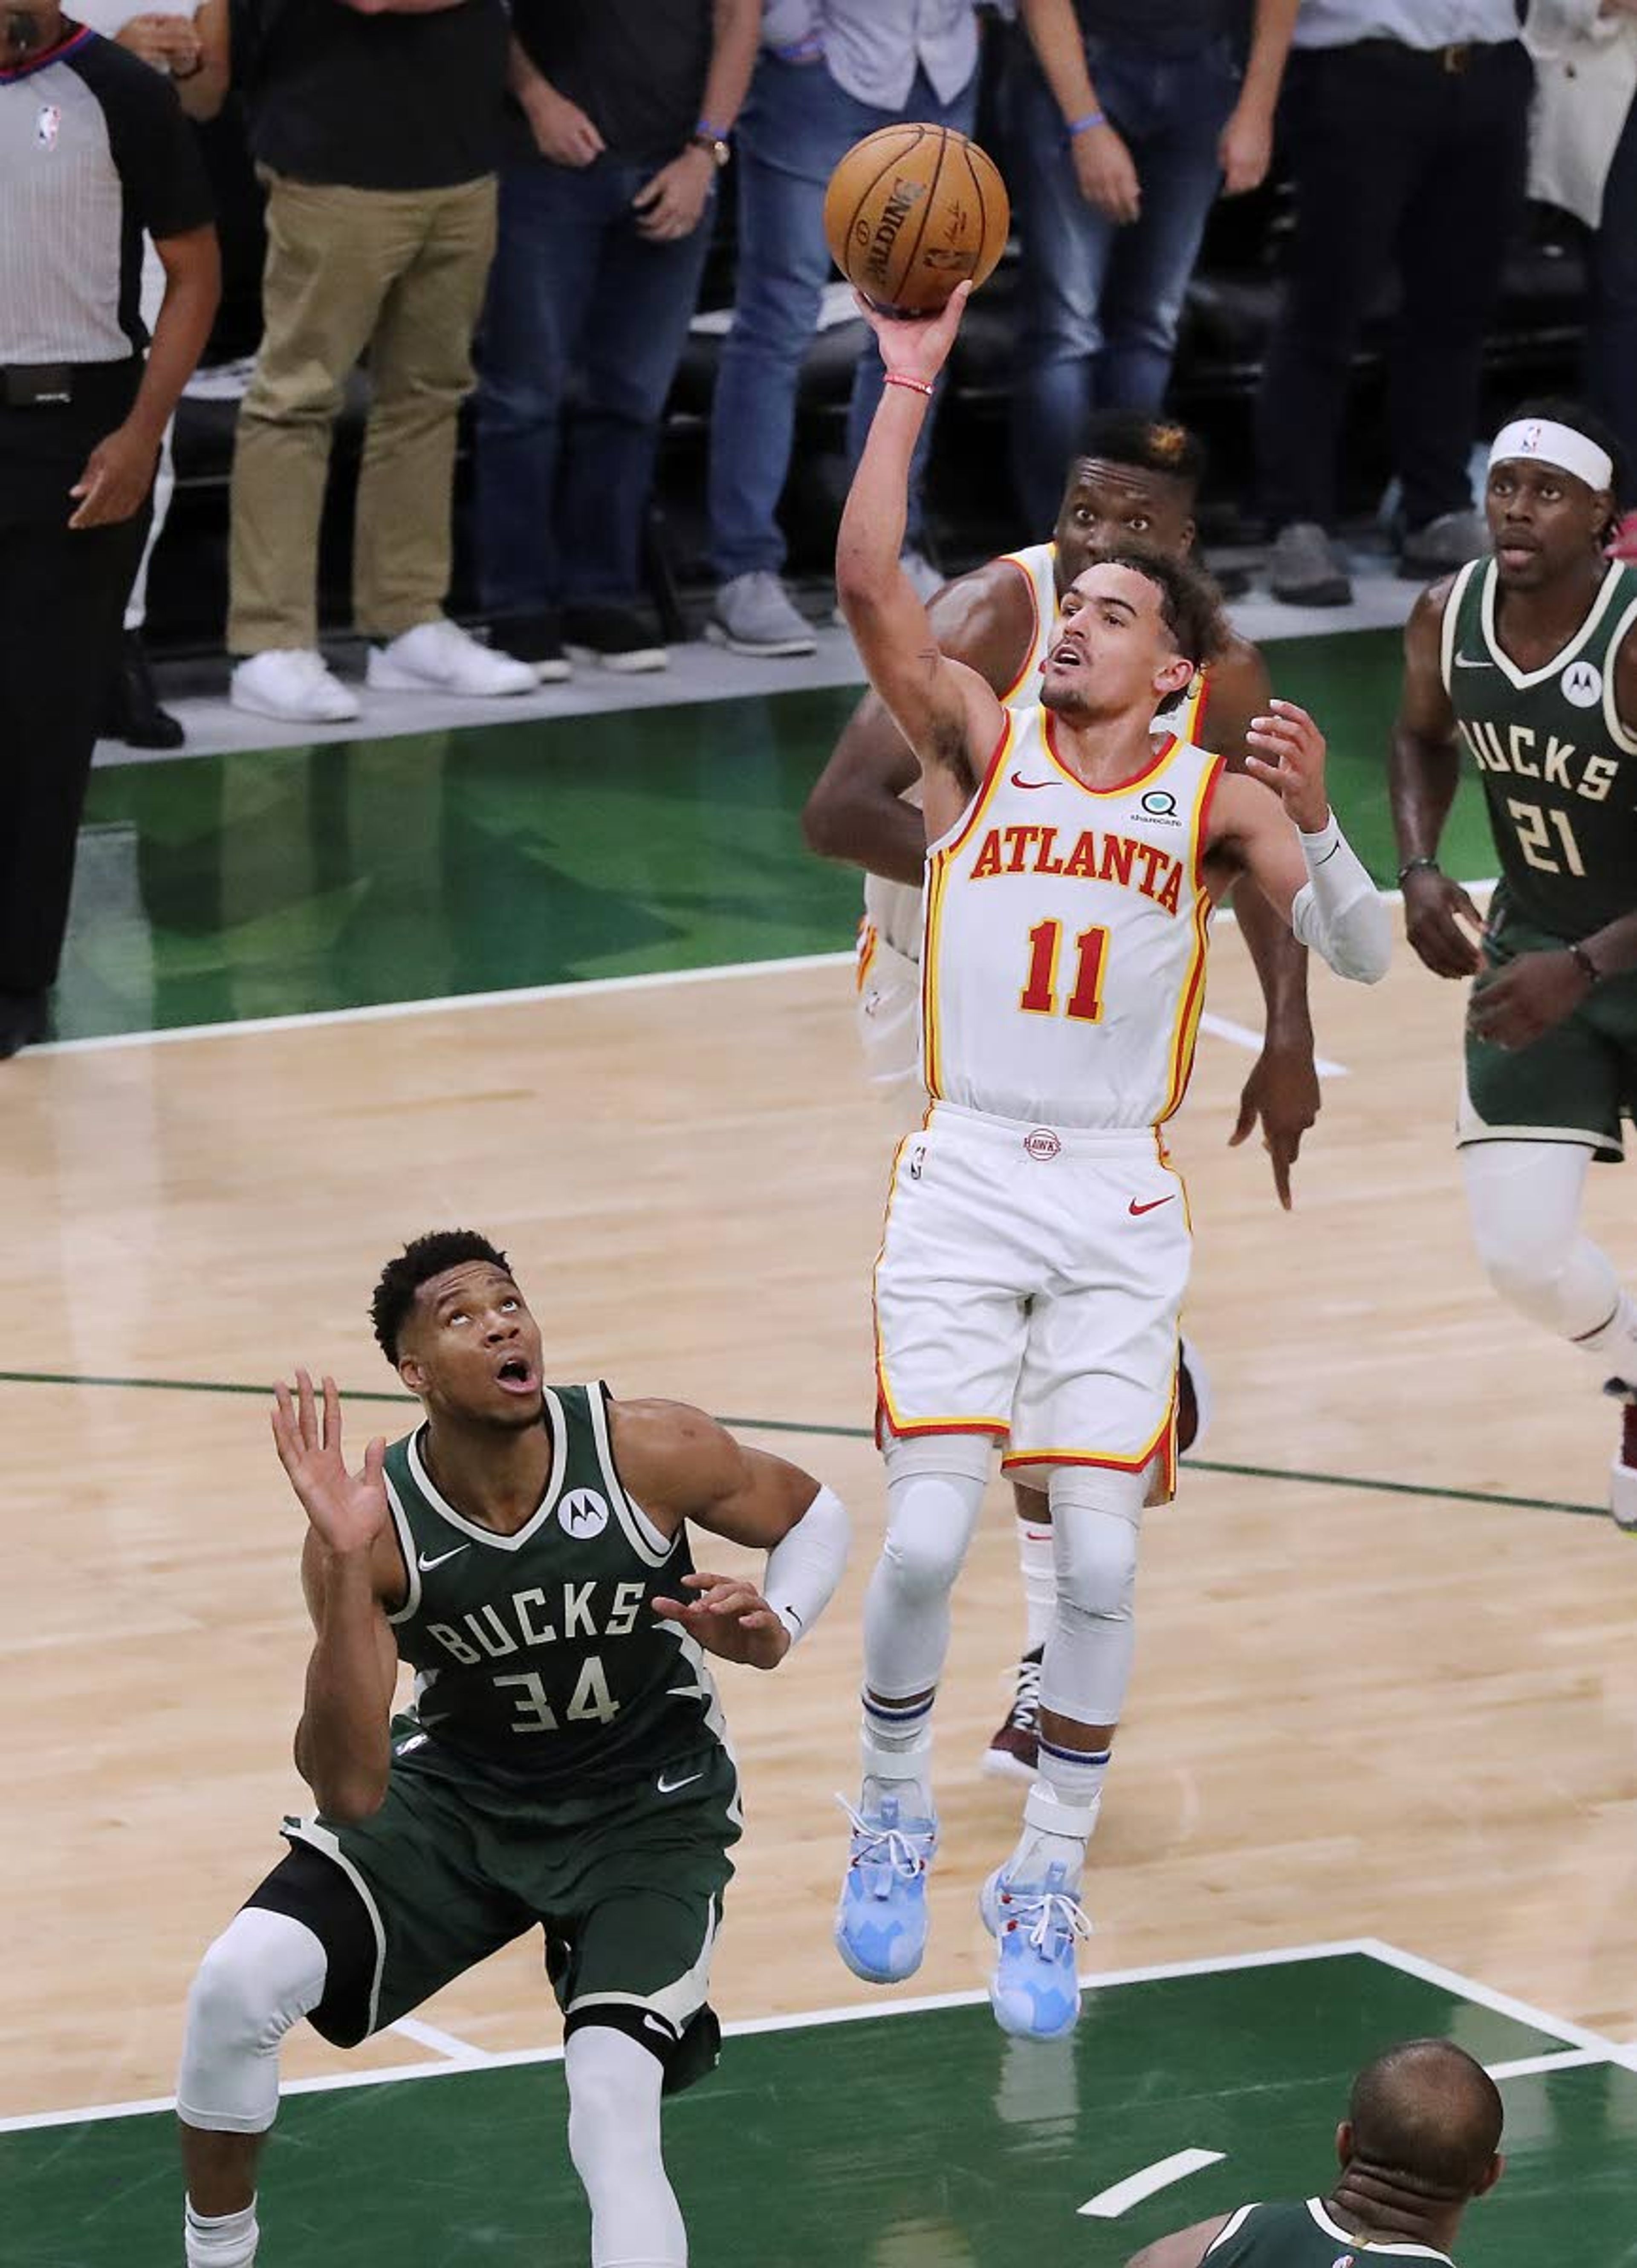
919, 705, 1223, 1131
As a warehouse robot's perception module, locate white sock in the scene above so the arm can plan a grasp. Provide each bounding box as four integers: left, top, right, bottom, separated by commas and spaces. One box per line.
1013, 1503, 1055, 1654
859, 1691, 934, 1820
184, 2200, 258, 2268
1005, 1747, 1107, 1892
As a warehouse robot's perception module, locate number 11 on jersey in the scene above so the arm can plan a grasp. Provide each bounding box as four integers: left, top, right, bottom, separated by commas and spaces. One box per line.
1020, 920, 1109, 1022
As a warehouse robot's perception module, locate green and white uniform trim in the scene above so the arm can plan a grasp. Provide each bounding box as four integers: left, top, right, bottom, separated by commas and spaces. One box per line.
279, 1382, 742, 2073
1205, 2199, 1458, 2266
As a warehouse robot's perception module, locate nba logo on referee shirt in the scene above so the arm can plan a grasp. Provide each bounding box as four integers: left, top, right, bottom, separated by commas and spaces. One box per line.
36, 105, 62, 150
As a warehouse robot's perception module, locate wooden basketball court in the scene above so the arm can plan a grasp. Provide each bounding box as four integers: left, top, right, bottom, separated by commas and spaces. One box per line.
9, 914, 1637, 2156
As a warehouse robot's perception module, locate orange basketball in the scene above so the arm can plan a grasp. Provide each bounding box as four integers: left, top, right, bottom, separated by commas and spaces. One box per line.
823, 124, 1010, 318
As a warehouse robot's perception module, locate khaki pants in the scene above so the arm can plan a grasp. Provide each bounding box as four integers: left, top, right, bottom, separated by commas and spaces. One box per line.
228, 170, 497, 653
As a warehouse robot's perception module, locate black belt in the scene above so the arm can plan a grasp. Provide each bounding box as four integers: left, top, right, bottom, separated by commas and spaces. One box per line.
0, 360, 139, 407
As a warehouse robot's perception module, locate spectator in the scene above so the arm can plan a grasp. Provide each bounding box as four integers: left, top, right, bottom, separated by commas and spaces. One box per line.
0, 0, 218, 1062
1255, 3, 1534, 607
705, 0, 982, 659
474, 0, 759, 681
1125, 2039, 1504, 2268
1006, 0, 1299, 535
72, 0, 228, 748
227, 0, 533, 725
1526, 0, 1637, 468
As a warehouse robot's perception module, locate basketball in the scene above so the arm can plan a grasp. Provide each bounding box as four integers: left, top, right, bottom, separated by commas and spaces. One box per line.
823, 124, 1009, 318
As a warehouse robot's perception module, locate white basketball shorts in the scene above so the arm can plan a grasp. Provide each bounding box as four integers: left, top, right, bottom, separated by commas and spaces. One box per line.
855, 926, 923, 1103
873, 1101, 1190, 1484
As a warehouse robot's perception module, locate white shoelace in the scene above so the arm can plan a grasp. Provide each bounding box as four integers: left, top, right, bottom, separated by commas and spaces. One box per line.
1005, 1887, 1092, 1954
1008, 1653, 1043, 1730
836, 1794, 932, 1880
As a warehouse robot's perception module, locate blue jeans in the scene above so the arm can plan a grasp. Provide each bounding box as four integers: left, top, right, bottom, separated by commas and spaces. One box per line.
1006, 34, 1238, 532
473, 155, 714, 615
707, 55, 978, 581
1588, 90, 1637, 469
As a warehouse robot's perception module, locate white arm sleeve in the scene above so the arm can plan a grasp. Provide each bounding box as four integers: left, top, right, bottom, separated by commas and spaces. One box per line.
763, 1484, 850, 1646
1289, 811, 1393, 984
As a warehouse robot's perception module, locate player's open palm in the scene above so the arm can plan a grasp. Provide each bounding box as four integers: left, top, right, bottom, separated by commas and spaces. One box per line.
272, 1369, 389, 1557
1244, 700, 1330, 833
854, 279, 970, 387
652, 1572, 792, 1670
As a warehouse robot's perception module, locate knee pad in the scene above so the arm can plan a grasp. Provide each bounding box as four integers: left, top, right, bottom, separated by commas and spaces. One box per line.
879, 1463, 989, 1605
1050, 1498, 1140, 1625
177, 1908, 328, 2135
565, 2026, 664, 2185
1039, 1478, 1143, 1727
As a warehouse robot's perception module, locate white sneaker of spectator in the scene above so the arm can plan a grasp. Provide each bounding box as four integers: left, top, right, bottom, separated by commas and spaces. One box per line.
366, 618, 536, 699
230, 649, 361, 725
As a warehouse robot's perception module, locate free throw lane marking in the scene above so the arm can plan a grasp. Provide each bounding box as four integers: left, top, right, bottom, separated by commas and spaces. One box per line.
1079, 2147, 1226, 2218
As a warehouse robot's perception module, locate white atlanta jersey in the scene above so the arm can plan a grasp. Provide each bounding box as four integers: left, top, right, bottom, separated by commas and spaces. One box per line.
859, 540, 1214, 969
921, 704, 1223, 1130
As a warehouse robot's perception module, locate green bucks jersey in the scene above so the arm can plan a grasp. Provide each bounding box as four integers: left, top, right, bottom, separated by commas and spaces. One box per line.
1205, 2200, 1458, 2268
1442, 557, 1637, 939
381, 1382, 724, 1793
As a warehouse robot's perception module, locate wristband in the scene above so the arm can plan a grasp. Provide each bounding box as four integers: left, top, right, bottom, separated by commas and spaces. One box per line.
884, 372, 934, 399
1568, 940, 1602, 988
1396, 855, 1440, 887
694, 117, 727, 141
1066, 111, 1106, 136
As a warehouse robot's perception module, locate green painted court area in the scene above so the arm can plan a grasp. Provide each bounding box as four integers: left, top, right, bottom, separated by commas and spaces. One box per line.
7, 1947, 1635, 2268
59, 628, 1492, 1044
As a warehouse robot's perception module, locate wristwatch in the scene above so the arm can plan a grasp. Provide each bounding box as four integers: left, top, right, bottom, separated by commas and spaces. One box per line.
688, 130, 731, 168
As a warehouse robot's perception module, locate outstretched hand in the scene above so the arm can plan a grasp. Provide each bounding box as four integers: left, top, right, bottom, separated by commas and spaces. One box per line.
1229, 1040, 1321, 1209
271, 1369, 389, 1558
652, 1571, 792, 1670
1243, 700, 1331, 834
853, 277, 971, 388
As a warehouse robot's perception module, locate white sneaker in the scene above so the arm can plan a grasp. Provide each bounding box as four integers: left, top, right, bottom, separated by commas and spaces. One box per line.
230, 649, 360, 724
366, 619, 536, 698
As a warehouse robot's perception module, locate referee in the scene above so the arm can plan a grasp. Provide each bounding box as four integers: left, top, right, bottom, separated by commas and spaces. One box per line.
0, 0, 217, 1059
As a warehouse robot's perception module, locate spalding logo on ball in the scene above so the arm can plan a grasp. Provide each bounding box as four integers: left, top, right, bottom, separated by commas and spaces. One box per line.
823, 124, 1009, 318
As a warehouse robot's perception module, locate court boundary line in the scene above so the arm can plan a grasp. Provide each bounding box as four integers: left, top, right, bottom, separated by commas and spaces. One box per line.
0, 1369, 1610, 1523
0, 1935, 1605, 2138
33, 881, 1495, 1058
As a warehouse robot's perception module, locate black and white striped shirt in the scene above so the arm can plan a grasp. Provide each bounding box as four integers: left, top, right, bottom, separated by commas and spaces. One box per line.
0, 24, 211, 367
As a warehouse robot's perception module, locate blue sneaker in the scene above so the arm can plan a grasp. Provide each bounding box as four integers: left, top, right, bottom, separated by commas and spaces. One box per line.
982, 1859, 1090, 2040
834, 1793, 937, 1982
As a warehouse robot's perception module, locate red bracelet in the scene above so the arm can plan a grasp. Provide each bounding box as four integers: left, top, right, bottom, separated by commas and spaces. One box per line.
884, 371, 934, 399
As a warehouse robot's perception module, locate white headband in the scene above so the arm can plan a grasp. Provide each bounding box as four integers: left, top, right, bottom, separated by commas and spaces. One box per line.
1489, 418, 1613, 494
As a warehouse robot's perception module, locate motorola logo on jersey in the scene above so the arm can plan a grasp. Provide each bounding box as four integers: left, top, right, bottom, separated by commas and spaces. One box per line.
1140, 789, 1178, 820
1561, 659, 1603, 709
558, 1488, 610, 1540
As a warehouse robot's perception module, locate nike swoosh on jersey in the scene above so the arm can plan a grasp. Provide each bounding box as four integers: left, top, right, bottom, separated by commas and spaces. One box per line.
657, 1767, 705, 1794
1453, 655, 1494, 669
1128, 1196, 1177, 1216
1011, 771, 1054, 789
418, 1545, 469, 1571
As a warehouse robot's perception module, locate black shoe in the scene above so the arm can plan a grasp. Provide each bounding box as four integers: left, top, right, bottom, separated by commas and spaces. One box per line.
487, 609, 571, 684
104, 630, 185, 749
0, 988, 49, 1060
564, 601, 668, 675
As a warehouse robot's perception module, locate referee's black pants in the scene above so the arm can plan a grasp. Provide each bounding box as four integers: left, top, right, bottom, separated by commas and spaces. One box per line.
1255, 38, 1534, 535
0, 363, 150, 1002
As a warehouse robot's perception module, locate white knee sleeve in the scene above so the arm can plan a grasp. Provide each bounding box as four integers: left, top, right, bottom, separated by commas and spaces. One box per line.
566, 2027, 686, 2268
177, 1908, 328, 2135
863, 1436, 992, 1700
1462, 1141, 1617, 1340
1041, 1471, 1145, 1727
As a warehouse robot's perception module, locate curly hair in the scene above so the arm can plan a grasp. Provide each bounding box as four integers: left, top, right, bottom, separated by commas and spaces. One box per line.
370, 1229, 511, 1365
